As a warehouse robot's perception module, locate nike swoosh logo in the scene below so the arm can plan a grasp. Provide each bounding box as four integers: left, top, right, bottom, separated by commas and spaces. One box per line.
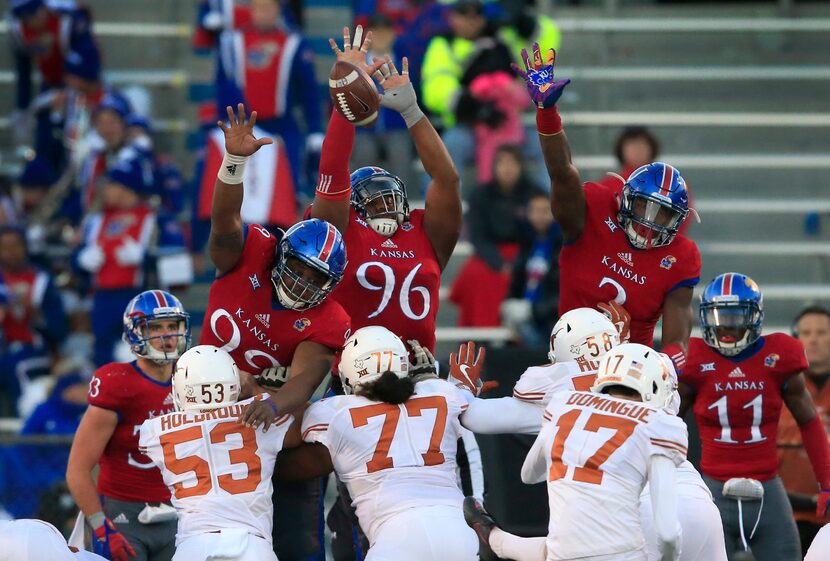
458, 364, 474, 386
349, 91, 370, 113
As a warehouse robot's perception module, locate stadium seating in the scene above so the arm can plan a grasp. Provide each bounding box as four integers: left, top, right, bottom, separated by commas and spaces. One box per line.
1, 1, 828, 356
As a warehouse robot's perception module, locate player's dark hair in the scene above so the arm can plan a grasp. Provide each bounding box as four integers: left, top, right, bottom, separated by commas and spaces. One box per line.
601, 384, 642, 400
357, 371, 415, 404
614, 127, 660, 166
793, 305, 830, 335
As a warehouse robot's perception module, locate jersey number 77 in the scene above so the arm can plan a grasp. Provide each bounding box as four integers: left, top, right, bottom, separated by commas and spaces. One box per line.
350, 396, 447, 473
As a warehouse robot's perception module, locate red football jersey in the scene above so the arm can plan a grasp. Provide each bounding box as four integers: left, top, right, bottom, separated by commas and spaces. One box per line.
682, 334, 809, 481
331, 209, 441, 352
87, 361, 175, 503
558, 183, 701, 345
200, 224, 351, 374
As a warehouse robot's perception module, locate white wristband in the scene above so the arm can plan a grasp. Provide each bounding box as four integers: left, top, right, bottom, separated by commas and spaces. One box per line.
217, 152, 249, 185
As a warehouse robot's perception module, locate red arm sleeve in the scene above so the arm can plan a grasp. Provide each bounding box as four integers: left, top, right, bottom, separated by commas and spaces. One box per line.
799, 414, 830, 489
316, 110, 355, 200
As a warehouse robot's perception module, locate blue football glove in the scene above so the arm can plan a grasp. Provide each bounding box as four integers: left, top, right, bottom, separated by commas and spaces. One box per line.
92, 518, 136, 561
817, 488, 830, 517
510, 42, 571, 109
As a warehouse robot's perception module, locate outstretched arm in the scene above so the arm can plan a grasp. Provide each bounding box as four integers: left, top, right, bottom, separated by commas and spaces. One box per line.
461, 397, 544, 435
512, 43, 584, 241
784, 373, 830, 516
373, 56, 461, 269
660, 286, 694, 374
209, 103, 273, 275
311, 26, 379, 233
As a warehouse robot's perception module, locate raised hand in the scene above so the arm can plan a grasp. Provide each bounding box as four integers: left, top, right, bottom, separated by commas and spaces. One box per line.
598, 300, 632, 343
217, 103, 273, 157
510, 42, 570, 109
449, 341, 498, 397
408, 339, 437, 378
329, 25, 379, 76
372, 56, 425, 128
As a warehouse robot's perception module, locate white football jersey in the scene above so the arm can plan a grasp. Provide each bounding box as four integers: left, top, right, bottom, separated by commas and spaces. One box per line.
513, 359, 601, 407
539, 391, 688, 561
139, 397, 294, 545
301, 378, 468, 544
514, 360, 708, 496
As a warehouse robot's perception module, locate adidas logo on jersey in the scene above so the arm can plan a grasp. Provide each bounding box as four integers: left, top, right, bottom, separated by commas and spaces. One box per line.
728, 367, 746, 378
163, 393, 174, 405
381, 239, 398, 249
112, 513, 129, 524
617, 252, 634, 267
256, 313, 271, 328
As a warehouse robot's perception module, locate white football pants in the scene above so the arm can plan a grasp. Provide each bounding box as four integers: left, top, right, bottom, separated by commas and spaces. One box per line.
366, 505, 478, 561
172, 530, 276, 561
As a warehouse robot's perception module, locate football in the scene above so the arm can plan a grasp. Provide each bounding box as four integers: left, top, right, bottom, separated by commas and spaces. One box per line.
329, 60, 380, 127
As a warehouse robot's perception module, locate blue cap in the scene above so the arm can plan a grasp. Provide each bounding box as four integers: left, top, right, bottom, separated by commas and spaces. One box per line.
64, 39, 101, 82
11, 0, 43, 18
95, 91, 132, 120
107, 160, 147, 194
18, 156, 58, 188
126, 114, 152, 132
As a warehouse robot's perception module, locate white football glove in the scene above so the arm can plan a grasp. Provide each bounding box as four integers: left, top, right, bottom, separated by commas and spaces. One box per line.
407, 339, 436, 378
77, 245, 105, 272
115, 237, 144, 266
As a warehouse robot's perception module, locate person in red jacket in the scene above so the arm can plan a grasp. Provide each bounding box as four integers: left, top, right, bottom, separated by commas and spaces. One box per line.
76, 160, 155, 366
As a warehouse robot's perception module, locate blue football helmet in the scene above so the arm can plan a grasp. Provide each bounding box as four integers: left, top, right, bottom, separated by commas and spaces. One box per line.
123, 290, 191, 363
617, 162, 690, 249
699, 272, 764, 356
271, 219, 347, 310
350, 166, 409, 237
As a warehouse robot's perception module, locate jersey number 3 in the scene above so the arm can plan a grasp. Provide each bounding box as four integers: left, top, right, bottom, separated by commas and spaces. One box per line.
350, 396, 447, 473
159, 422, 262, 499
549, 409, 637, 484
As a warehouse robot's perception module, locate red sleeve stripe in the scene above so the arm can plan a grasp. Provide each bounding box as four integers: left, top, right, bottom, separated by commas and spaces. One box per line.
513, 390, 547, 401
543, 412, 553, 421
460, 404, 469, 412
650, 438, 688, 455
274, 415, 292, 427
302, 423, 329, 439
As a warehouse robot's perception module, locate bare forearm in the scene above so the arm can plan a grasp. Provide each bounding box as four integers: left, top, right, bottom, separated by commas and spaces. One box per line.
66, 467, 104, 518
275, 444, 334, 481
541, 132, 581, 202
410, 118, 459, 188
209, 178, 245, 273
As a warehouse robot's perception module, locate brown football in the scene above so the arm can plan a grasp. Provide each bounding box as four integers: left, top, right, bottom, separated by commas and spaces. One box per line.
329, 60, 380, 127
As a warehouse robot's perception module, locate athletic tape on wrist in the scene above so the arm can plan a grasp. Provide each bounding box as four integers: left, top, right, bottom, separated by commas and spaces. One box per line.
536, 106, 563, 136
401, 105, 425, 129
87, 512, 106, 530
217, 152, 249, 185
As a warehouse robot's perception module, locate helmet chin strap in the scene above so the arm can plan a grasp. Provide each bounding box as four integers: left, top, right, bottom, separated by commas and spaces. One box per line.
368, 217, 399, 237
276, 284, 307, 310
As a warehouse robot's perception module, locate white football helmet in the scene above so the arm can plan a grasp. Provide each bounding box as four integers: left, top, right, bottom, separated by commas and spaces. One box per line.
592, 343, 674, 408
549, 308, 620, 363
173, 345, 241, 412
340, 326, 409, 394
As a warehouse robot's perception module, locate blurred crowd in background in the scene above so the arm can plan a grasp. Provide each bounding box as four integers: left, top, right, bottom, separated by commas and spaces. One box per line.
3, 3, 829, 555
